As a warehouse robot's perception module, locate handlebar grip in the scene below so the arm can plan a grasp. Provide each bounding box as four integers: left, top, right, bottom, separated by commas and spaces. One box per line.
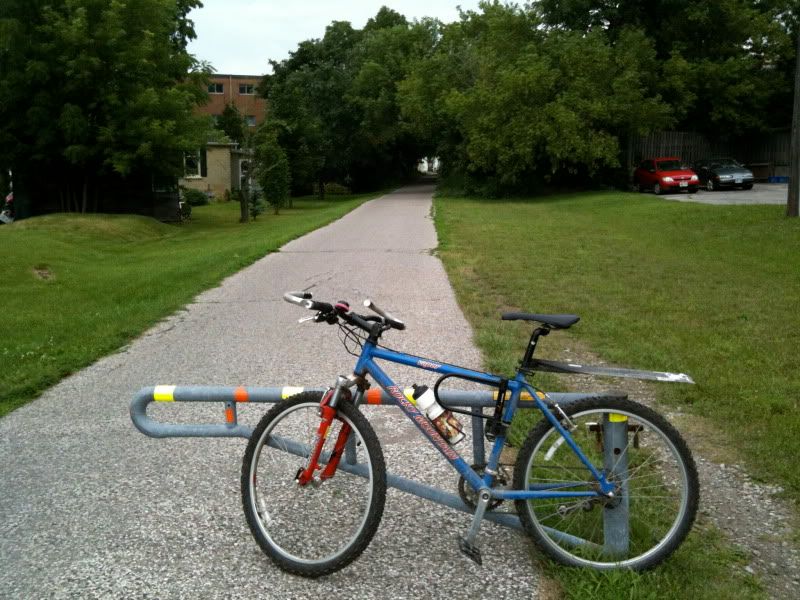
363, 299, 406, 330
284, 291, 313, 308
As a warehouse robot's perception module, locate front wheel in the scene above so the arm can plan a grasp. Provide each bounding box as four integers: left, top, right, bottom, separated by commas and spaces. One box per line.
513, 397, 699, 570
241, 392, 387, 577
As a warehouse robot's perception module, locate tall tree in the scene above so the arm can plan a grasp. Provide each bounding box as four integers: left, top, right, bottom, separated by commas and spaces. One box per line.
399, 2, 673, 193
216, 103, 246, 145
535, 0, 795, 135
0, 0, 210, 213
260, 10, 437, 194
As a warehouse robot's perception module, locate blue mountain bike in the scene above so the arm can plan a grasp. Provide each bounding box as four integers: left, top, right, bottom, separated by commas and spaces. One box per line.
241, 292, 699, 577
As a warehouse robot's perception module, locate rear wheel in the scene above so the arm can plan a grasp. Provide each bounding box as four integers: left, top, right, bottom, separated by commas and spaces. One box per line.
241, 392, 386, 577
513, 397, 699, 570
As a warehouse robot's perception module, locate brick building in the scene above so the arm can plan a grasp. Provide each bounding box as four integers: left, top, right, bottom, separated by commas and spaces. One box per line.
199, 74, 267, 128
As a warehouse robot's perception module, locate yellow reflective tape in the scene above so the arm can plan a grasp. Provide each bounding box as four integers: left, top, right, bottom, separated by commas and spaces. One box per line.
281, 386, 305, 399
609, 413, 628, 423
493, 391, 537, 401
153, 385, 176, 402
404, 388, 417, 405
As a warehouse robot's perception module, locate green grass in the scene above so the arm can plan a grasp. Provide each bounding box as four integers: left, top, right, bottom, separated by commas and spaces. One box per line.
434, 190, 799, 598
0, 193, 377, 416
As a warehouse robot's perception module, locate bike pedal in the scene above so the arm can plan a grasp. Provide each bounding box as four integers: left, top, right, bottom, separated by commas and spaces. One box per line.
457, 536, 482, 566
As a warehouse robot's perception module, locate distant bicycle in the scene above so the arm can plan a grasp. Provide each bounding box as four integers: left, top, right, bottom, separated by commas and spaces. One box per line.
241, 292, 699, 577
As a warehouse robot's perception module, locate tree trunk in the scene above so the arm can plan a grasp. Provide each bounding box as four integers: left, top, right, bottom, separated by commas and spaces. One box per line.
239, 184, 249, 223
81, 176, 88, 214
318, 175, 325, 201
788, 30, 800, 217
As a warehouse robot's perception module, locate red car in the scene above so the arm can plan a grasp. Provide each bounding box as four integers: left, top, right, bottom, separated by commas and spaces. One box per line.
633, 157, 699, 194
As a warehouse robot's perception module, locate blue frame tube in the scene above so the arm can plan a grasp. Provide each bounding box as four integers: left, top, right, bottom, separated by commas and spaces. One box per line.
357, 341, 609, 500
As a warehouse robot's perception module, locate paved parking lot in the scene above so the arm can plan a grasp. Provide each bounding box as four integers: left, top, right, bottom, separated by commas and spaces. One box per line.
650, 183, 788, 205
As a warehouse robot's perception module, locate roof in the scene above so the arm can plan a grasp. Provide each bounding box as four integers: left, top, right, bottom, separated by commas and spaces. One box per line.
209, 73, 265, 79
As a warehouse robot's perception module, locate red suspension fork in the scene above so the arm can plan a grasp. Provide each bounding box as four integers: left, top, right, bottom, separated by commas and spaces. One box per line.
295, 391, 352, 485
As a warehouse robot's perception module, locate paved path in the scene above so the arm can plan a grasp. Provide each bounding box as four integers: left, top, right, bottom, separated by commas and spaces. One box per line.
0, 184, 540, 599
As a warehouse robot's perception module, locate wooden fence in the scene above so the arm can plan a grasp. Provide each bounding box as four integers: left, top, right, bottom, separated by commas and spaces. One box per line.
629, 131, 790, 179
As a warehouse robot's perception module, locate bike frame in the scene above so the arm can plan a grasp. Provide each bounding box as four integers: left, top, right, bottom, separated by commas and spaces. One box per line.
351, 339, 615, 500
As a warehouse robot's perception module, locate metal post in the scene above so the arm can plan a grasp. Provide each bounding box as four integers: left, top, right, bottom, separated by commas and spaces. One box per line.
602, 413, 630, 556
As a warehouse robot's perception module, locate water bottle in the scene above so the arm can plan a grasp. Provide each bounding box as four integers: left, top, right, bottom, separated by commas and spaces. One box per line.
411, 384, 465, 445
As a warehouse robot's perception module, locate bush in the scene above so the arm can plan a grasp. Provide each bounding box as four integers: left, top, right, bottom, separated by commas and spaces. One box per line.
182, 188, 210, 206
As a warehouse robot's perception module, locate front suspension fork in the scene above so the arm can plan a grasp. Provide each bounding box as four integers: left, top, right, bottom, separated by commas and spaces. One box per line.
295, 387, 353, 486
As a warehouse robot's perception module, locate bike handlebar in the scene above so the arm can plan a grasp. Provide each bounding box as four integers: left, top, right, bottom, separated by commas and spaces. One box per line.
283, 291, 405, 332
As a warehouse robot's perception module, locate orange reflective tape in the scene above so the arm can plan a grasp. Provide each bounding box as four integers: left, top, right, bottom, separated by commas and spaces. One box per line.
225, 407, 235, 424
234, 386, 249, 402
366, 389, 383, 405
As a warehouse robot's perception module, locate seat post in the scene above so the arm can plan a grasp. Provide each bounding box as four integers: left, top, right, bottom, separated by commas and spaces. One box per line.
520, 326, 549, 370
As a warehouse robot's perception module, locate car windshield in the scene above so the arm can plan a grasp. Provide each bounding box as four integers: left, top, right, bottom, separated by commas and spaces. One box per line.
710, 158, 741, 169
656, 160, 683, 171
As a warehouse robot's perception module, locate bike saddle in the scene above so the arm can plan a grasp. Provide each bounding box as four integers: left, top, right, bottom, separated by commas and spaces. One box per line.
501, 312, 580, 329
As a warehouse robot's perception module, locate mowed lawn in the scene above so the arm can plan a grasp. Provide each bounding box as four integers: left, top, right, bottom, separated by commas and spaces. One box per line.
435, 191, 798, 599
0, 194, 376, 417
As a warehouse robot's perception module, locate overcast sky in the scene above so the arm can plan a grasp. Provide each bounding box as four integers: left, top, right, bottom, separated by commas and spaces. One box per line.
187, 0, 482, 75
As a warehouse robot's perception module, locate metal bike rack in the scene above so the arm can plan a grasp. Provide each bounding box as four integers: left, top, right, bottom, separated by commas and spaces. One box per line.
131, 385, 628, 538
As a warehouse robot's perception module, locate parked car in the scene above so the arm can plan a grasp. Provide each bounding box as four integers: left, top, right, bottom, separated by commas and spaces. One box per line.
691, 158, 754, 191
633, 158, 699, 194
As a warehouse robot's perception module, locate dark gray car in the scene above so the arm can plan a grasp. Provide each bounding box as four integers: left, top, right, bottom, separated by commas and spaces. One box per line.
692, 158, 754, 191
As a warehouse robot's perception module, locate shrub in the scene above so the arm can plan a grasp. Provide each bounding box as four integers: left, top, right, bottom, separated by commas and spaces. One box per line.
182, 188, 210, 206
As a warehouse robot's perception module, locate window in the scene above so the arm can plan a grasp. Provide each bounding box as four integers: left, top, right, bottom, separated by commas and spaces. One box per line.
208, 82, 223, 94
239, 83, 255, 95
184, 151, 201, 177
245, 115, 256, 127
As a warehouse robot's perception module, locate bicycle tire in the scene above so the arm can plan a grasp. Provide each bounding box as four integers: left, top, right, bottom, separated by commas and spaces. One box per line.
241, 392, 386, 577
513, 396, 699, 570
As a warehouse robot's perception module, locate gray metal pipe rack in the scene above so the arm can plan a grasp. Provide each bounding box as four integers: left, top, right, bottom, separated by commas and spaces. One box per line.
130, 385, 621, 536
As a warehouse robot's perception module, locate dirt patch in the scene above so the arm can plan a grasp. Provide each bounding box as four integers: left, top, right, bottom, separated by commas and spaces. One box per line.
32, 265, 54, 281
547, 338, 800, 598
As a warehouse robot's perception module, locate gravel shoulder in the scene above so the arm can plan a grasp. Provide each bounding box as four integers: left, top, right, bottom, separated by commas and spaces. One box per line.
0, 184, 540, 599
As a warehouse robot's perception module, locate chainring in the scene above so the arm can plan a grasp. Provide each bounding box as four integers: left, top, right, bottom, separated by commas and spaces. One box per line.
457, 463, 506, 511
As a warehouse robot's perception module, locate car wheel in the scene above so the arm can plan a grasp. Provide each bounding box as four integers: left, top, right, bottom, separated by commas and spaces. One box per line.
654, 183, 662, 195
706, 179, 715, 191
742, 183, 753, 190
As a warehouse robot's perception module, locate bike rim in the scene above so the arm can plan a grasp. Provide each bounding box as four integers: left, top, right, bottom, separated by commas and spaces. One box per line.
522, 407, 691, 568
247, 402, 375, 565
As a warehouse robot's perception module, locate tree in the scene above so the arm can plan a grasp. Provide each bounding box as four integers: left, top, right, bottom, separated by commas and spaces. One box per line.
254, 132, 290, 214
216, 103, 246, 145
259, 10, 437, 194
398, 3, 673, 193
535, 0, 795, 135
0, 0, 210, 213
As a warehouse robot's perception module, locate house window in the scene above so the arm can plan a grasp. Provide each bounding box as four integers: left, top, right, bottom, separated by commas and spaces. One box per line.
245, 115, 256, 127
208, 82, 223, 94
184, 151, 201, 178
239, 83, 255, 95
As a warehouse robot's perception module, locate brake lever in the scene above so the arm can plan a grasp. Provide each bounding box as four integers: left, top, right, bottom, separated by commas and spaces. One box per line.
298, 315, 316, 324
